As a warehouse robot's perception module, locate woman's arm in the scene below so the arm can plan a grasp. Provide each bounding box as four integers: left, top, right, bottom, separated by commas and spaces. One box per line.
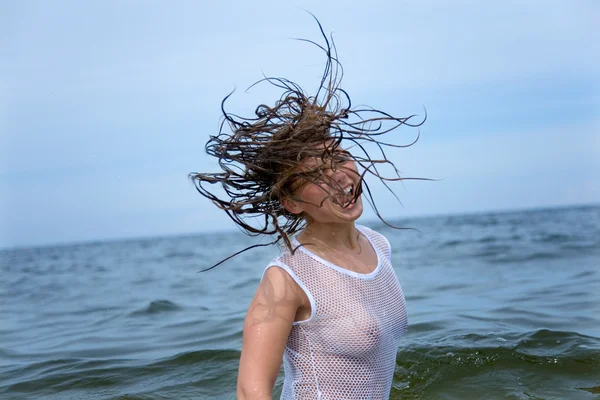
237, 266, 303, 399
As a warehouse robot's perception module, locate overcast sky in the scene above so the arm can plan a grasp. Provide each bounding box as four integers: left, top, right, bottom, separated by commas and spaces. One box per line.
1, 0, 598, 249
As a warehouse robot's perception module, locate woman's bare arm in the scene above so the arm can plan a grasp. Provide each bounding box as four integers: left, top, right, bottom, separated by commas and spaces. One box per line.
237, 266, 303, 399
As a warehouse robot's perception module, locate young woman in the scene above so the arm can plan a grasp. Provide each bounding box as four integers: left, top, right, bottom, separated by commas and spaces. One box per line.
190, 20, 423, 400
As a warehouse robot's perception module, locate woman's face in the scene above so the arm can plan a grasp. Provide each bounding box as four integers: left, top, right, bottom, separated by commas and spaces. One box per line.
283, 148, 363, 224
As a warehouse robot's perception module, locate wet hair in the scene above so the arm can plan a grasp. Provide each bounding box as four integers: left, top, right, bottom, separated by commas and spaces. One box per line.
189, 17, 428, 270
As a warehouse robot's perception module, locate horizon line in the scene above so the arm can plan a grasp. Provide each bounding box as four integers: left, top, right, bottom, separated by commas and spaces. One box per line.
1, 201, 597, 253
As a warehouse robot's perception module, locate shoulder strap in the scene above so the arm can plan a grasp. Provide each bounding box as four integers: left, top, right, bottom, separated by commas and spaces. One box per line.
357, 225, 392, 261
262, 259, 317, 325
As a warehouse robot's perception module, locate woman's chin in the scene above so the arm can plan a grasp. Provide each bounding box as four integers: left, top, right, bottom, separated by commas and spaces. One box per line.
331, 198, 363, 221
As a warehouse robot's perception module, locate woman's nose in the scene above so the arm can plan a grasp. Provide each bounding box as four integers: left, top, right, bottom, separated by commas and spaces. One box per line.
333, 170, 349, 186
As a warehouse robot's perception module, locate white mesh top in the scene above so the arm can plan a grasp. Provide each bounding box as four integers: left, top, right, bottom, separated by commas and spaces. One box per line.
264, 225, 408, 399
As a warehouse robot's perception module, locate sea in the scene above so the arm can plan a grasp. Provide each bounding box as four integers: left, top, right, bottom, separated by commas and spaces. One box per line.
1, 204, 599, 399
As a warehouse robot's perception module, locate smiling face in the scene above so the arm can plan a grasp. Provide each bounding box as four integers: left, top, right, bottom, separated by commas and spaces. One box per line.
281, 147, 364, 224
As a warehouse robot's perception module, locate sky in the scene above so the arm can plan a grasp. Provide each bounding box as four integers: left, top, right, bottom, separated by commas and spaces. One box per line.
0, 0, 598, 249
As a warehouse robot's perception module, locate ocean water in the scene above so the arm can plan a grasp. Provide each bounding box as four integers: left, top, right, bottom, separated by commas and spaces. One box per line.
1, 204, 599, 400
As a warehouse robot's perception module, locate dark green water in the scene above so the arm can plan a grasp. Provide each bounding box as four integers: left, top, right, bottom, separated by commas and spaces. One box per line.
1, 205, 599, 399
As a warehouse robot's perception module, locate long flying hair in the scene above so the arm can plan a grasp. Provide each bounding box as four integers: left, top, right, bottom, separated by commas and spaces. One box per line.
189, 16, 429, 270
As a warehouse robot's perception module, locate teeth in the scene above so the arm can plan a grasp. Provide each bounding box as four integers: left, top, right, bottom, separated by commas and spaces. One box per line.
344, 185, 352, 195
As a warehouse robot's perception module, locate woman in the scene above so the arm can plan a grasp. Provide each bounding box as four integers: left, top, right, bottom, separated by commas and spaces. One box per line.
190, 19, 423, 400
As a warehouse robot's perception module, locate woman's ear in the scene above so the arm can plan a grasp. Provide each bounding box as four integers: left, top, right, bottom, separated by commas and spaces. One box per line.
281, 197, 303, 215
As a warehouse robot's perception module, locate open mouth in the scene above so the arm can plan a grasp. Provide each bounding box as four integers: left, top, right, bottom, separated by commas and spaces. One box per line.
334, 183, 358, 208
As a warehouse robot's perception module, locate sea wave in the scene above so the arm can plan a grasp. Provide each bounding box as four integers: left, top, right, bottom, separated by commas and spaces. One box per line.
129, 300, 183, 316
392, 329, 600, 399
2, 330, 598, 400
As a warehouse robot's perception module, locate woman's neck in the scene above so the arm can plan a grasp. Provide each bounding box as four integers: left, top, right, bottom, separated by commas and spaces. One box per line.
298, 221, 360, 251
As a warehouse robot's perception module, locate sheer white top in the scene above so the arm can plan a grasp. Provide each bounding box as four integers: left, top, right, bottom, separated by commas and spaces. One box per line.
264, 225, 408, 399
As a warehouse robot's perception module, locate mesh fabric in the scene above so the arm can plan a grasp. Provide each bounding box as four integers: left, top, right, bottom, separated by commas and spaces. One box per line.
265, 225, 408, 399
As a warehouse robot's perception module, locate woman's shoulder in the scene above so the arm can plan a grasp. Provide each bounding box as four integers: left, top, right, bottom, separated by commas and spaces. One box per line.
356, 224, 387, 241
261, 258, 314, 322
357, 224, 392, 260
271, 239, 309, 264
